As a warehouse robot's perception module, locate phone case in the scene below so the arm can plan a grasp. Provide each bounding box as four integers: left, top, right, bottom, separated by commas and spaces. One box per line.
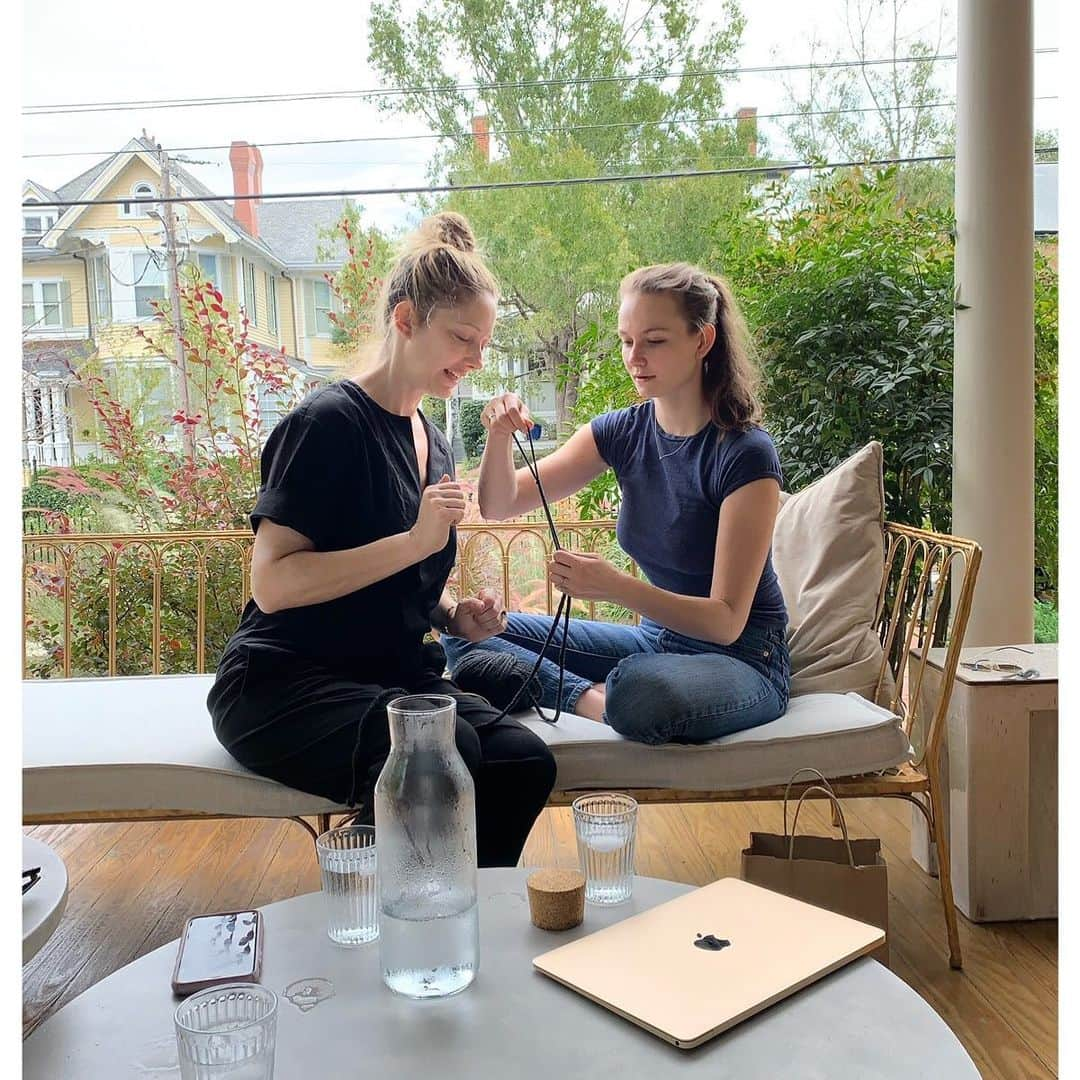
171, 909, 264, 996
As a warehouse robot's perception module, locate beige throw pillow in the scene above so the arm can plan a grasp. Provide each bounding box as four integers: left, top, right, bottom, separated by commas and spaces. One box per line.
772, 441, 895, 704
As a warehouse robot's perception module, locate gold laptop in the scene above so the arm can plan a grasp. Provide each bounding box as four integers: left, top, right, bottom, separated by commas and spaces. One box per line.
533, 877, 885, 1049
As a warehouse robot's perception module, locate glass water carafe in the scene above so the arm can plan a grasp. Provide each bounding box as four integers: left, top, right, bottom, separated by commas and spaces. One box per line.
374, 694, 478, 998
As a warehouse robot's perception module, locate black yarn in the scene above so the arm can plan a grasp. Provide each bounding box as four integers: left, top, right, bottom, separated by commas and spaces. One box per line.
452, 651, 546, 719
486, 427, 573, 725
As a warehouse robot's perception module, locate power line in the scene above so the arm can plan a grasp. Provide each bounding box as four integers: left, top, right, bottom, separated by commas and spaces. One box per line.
25, 98, 1018, 161
24, 150, 1057, 211
23, 50, 1059, 116
241, 138, 1065, 172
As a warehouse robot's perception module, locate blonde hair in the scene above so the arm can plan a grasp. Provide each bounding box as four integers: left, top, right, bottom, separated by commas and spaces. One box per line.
620, 262, 762, 432
374, 211, 499, 343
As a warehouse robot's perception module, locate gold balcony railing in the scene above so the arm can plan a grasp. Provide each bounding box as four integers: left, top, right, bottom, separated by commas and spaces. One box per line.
22, 521, 633, 680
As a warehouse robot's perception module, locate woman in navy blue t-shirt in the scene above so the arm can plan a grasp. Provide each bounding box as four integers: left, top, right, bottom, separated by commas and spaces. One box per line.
442, 263, 790, 745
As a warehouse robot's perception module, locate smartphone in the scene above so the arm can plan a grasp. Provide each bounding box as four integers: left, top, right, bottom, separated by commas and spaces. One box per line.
171, 909, 263, 996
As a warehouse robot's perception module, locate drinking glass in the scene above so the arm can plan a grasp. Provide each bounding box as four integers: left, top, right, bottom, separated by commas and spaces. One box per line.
316, 825, 379, 945
573, 793, 638, 904
174, 983, 277, 1080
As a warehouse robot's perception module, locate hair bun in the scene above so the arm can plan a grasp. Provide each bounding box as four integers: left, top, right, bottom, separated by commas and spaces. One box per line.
415, 211, 477, 253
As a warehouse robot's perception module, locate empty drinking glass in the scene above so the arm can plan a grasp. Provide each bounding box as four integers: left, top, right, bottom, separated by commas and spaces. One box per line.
174, 983, 277, 1080
573, 793, 638, 904
316, 825, 379, 945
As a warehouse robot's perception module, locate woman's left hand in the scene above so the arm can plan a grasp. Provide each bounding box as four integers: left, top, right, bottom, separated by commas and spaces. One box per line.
448, 587, 508, 643
548, 551, 625, 602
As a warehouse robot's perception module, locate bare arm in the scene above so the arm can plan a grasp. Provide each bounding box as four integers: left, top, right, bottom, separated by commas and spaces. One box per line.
477, 394, 608, 520
549, 478, 781, 645
251, 478, 466, 614
618, 478, 781, 644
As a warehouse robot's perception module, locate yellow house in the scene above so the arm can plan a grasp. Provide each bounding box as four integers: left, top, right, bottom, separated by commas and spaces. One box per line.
22, 136, 349, 469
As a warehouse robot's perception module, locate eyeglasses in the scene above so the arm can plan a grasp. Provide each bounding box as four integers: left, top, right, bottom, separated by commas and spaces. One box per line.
23, 866, 41, 895
960, 646, 1039, 678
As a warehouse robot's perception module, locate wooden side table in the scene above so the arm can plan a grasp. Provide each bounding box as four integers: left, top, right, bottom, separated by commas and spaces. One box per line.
910, 644, 1057, 921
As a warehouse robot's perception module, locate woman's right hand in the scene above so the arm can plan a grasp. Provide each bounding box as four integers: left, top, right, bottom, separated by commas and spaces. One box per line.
481, 393, 534, 438
410, 475, 467, 556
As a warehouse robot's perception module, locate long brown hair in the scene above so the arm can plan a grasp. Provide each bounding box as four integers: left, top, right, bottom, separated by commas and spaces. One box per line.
620, 262, 762, 432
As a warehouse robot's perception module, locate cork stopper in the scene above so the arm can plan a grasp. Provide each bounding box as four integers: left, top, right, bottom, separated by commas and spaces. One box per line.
527, 868, 586, 931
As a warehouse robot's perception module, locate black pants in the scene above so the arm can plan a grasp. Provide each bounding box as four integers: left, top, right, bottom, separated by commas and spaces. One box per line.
207, 643, 557, 868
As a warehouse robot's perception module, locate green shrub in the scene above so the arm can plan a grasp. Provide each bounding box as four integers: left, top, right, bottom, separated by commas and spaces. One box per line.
1034, 599, 1057, 644
22, 481, 73, 513
719, 169, 955, 531
422, 396, 447, 429
458, 399, 486, 457
1034, 245, 1058, 599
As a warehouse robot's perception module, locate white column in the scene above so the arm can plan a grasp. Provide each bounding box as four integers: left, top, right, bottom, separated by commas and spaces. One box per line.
52, 386, 71, 465
953, 0, 1035, 646
23, 385, 37, 468
41, 386, 56, 465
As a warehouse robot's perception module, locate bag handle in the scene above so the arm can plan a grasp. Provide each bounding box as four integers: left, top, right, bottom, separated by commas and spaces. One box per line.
787, 785, 857, 868
782, 767, 838, 838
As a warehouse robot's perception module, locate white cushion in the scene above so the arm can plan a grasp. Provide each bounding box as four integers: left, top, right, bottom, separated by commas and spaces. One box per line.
23, 675, 911, 818
772, 441, 896, 705
523, 693, 911, 792
23, 675, 351, 819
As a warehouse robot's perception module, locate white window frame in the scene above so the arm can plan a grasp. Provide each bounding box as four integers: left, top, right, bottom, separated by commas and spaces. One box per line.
254, 377, 288, 439
22, 279, 65, 330
313, 279, 336, 337
23, 198, 57, 238
92, 254, 112, 324
120, 181, 159, 219
132, 252, 167, 319
265, 271, 278, 335
196, 252, 220, 287
243, 259, 258, 326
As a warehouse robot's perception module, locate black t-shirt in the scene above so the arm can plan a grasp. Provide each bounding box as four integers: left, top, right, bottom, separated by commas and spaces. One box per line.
224, 380, 456, 679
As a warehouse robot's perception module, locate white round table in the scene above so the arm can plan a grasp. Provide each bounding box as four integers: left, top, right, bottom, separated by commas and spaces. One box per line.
23, 835, 69, 965
23, 869, 978, 1077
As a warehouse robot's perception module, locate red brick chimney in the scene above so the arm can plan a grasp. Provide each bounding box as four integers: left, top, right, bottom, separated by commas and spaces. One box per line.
471, 116, 490, 162
735, 107, 758, 158
229, 141, 264, 237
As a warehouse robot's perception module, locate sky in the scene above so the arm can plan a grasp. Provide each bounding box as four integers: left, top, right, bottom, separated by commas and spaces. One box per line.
20, 0, 1060, 237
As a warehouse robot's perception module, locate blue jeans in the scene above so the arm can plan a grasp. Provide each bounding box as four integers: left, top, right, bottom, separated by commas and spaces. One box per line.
442, 615, 791, 746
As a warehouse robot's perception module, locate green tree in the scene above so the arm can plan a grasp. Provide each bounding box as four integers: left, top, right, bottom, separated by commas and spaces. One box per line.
721, 169, 956, 530
1033, 243, 1057, 599
712, 167, 1058, 604
1035, 129, 1059, 162
781, 0, 956, 208
315, 202, 396, 359
367, 0, 758, 435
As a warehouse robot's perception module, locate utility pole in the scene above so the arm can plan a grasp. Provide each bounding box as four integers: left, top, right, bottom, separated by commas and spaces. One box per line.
156, 141, 196, 461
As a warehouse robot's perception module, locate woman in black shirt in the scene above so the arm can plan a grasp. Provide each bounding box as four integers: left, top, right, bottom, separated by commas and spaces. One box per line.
207, 213, 556, 868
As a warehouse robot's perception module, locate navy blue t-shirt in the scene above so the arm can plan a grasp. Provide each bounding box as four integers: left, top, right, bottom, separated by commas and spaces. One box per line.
590, 402, 788, 628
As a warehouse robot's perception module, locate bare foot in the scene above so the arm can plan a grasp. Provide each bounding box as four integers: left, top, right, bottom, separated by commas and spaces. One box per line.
574, 685, 607, 723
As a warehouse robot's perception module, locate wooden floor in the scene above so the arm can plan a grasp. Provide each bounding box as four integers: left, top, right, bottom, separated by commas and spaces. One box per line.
23, 798, 1057, 1077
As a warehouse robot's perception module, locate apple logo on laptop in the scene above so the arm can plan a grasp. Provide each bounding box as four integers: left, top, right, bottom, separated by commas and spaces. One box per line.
694, 933, 731, 952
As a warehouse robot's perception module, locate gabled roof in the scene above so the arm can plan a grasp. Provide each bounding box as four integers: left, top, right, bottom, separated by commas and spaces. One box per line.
27, 137, 346, 268
35, 138, 253, 253
24, 180, 61, 204
255, 199, 349, 266
55, 158, 115, 203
